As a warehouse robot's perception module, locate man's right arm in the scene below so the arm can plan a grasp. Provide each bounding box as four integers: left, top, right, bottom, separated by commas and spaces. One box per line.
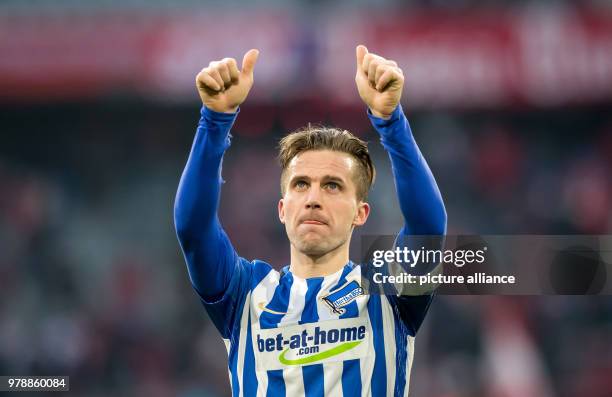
174, 106, 240, 301
173, 49, 259, 303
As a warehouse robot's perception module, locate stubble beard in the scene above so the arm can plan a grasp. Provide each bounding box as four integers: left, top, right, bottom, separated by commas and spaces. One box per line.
292, 231, 348, 260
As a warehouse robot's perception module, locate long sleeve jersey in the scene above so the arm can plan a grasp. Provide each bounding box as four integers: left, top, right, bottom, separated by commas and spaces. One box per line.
174, 105, 447, 397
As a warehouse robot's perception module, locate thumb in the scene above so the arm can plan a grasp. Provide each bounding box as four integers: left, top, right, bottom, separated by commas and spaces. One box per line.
356, 45, 368, 71
241, 49, 259, 77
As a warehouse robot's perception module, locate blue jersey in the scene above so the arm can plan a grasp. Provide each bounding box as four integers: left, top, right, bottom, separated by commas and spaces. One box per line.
174, 105, 447, 397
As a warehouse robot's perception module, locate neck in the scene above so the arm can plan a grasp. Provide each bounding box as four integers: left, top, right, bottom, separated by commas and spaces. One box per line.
289, 239, 351, 279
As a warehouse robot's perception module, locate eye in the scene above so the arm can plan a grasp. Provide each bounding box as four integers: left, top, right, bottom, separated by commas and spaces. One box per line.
294, 180, 308, 190
325, 182, 340, 191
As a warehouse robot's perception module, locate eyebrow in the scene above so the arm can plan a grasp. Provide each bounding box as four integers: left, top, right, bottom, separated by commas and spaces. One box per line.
289, 175, 346, 184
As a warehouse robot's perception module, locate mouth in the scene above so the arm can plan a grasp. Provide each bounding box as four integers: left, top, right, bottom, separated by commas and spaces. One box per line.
302, 220, 326, 225
299, 216, 328, 226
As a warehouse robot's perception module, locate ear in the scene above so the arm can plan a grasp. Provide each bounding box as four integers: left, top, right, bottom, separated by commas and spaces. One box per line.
353, 201, 370, 227
278, 198, 286, 224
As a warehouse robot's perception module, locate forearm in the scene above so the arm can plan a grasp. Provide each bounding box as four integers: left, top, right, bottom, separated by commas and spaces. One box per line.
369, 105, 447, 236
174, 106, 239, 299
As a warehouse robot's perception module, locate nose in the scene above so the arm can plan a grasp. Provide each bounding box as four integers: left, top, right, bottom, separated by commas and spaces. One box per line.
305, 185, 322, 210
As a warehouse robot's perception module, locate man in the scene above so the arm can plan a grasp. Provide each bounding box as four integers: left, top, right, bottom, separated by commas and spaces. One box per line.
174, 45, 446, 396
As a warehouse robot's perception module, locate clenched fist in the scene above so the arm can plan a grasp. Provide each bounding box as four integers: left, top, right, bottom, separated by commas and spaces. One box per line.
196, 49, 259, 113
355, 45, 404, 119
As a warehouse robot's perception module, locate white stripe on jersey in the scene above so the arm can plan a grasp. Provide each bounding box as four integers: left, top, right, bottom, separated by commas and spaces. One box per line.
381, 297, 398, 397
279, 277, 307, 326
224, 339, 232, 391
349, 265, 373, 397
255, 370, 267, 397
236, 292, 251, 397
404, 335, 415, 397
278, 277, 307, 396
251, 268, 280, 319
250, 270, 279, 396
323, 362, 344, 396
283, 367, 305, 396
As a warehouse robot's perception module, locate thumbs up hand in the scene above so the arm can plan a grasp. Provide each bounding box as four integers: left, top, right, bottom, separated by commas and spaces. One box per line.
355, 45, 404, 119
196, 49, 259, 113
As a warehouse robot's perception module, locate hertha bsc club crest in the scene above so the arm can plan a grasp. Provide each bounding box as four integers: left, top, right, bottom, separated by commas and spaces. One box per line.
321, 280, 363, 315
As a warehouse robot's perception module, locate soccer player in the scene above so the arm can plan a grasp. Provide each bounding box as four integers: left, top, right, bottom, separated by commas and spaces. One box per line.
174, 45, 447, 396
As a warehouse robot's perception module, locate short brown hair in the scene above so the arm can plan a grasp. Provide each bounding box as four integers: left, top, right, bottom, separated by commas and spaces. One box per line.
278, 125, 375, 201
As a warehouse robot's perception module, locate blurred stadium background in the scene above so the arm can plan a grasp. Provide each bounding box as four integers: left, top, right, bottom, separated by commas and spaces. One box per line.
1, 0, 611, 396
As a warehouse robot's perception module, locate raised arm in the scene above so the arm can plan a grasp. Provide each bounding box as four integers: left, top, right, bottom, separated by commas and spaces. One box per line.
174, 50, 259, 301
355, 45, 446, 236
355, 45, 446, 334
368, 106, 446, 236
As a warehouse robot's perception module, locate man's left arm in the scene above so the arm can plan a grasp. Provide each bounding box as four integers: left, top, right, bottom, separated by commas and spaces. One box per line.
368, 105, 447, 236
356, 45, 447, 335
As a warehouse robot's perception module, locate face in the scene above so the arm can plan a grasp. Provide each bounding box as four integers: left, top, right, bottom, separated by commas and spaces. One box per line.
278, 150, 370, 258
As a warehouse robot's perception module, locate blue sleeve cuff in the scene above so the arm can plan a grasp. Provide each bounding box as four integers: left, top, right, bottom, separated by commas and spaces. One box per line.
201, 105, 240, 123
367, 105, 408, 140
196, 106, 239, 152
367, 105, 404, 129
